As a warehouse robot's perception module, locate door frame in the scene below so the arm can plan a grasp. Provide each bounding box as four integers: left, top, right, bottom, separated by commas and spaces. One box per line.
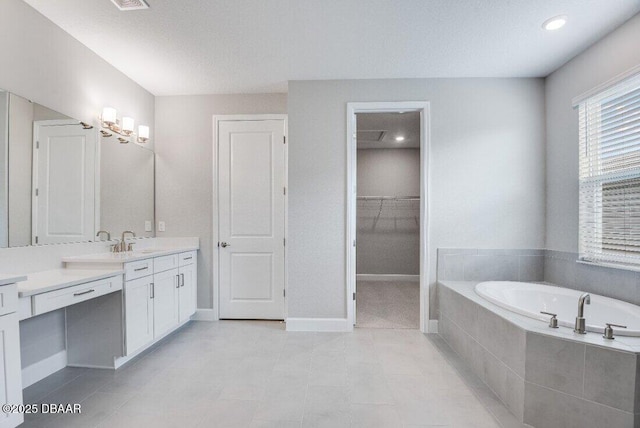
212, 114, 288, 321
346, 102, 431, 333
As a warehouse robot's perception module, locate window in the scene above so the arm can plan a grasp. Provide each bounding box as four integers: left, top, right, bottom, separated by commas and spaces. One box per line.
578, 72, 640, 267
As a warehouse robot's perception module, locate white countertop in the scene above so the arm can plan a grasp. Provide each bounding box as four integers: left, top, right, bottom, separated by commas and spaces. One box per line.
18, 269, 124, 297
0, 274, 28, 287
62, 246, 198, 265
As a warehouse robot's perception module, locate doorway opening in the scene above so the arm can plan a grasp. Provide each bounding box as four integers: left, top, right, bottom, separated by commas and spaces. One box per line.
347, 102, 430, 332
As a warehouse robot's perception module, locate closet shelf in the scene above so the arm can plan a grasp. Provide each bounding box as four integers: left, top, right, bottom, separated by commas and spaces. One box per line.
357, 196, 419, 201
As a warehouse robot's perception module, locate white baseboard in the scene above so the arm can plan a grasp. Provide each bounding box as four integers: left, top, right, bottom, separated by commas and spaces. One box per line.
192, 308, 216, 321
286, 318, 352, 332
357, 274, 419, 282
428, 319, 439, 334
22, 350, 67, 388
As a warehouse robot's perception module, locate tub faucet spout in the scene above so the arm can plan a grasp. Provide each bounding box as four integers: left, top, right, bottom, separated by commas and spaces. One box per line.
574, 293, 591, 334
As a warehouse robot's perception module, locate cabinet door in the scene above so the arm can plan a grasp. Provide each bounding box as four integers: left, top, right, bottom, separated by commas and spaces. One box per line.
0, 313, 23, 428
153, 268, 179, 338
124, 277, 154, 356
178, 262, 197, 323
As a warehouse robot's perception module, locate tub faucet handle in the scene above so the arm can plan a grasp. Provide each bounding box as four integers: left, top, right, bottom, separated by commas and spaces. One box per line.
603, 323, 627, 340
540, 311, 559, 328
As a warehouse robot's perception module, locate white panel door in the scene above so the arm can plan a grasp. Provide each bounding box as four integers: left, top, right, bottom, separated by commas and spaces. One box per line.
218, 119, 286, 319
32, 121, 97, 245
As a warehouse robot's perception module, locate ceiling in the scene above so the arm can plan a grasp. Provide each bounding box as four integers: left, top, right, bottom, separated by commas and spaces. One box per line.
357, 112, 420, 149
23, 0, 640, 96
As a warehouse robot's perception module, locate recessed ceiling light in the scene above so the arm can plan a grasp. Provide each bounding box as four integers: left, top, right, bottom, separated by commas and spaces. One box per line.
542, 15, 567, 31
395, 136, 405, 142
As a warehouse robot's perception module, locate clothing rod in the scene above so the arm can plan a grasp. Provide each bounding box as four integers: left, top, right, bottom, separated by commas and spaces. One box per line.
357, 196, 420, 201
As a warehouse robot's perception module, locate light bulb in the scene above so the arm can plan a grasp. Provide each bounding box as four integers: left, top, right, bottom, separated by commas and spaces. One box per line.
102, 107, 117, 125
122, 117, 134, 135
138, 125, 150, 142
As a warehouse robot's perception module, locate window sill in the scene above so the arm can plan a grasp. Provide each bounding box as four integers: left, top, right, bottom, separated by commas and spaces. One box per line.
577, 259, 640, 273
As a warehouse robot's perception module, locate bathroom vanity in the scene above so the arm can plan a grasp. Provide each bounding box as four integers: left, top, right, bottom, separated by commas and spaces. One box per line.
63, 246, 198, 363
10, 240, 199, 392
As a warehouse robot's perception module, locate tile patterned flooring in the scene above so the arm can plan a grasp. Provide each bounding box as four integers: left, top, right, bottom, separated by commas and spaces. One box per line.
356, 281, 420, 329
20, 321, 524, 428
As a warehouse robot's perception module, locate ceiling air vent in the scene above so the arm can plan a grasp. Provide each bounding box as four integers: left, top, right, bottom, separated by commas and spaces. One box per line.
357, 130, 386, 142
110, 0, 149, 11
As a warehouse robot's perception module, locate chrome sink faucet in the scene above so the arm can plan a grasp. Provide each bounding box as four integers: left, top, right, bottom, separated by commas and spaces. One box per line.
96, 230, 111, 241
574, 293, 591, 334
119, 231, 136, 252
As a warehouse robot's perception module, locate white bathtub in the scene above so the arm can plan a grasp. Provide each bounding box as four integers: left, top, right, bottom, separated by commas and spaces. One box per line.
475, 281, 640, 337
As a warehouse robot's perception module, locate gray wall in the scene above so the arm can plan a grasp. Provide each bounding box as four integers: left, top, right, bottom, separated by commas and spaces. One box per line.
357, 149, 420, 275
0, 0, 154, 371
545, 13, 640, 252
288, 78, 546, 320
100, 141, 155, 239
357, 149, 420, 196
154, 94, 287, 309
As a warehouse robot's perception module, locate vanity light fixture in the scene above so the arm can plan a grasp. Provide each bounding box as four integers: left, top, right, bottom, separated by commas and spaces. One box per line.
122, 117, 135, 136
101, 107, 117, 125
542, 15, 567, 31
138, 125, 150, 143
100, 107, 126, 140
99, 107, 150, 144
395, 136, 405, 142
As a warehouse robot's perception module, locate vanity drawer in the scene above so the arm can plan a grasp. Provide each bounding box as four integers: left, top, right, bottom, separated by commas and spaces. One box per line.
33, 276, 123, 316
179, 251, 196, 267
125, 259, 154, 281
154, 254, 179, 274
0, 283, 18, 317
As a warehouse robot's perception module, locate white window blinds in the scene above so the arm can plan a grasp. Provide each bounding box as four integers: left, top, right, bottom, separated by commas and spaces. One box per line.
579, 72, 640, 267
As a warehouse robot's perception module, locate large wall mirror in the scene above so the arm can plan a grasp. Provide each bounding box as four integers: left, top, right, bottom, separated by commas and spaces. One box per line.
0, 89, 154, 248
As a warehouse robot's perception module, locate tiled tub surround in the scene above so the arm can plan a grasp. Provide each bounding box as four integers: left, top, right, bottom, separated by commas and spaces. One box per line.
437, 248, 640, 307
438, 280, 640, 428
475, 281, 640, 336
437, 249, 546, 284
545, 250, 640, 307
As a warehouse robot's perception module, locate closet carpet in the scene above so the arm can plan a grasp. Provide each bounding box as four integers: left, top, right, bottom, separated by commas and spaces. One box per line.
356, 281, 419, 329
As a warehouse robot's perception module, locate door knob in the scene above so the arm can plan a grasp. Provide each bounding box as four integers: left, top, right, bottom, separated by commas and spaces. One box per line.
220, 242, 230, 248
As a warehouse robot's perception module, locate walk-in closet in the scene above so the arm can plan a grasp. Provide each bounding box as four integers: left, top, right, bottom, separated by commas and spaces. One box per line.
355, 112, 421, 329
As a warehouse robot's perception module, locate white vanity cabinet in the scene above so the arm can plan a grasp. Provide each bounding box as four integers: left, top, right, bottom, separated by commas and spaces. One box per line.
120, 250, 198, 357
0, 312, 22, 428
124, 276, 154, 356
152, 268, 180, 338
178, 251, 197, 323
0, 278, 25, 428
